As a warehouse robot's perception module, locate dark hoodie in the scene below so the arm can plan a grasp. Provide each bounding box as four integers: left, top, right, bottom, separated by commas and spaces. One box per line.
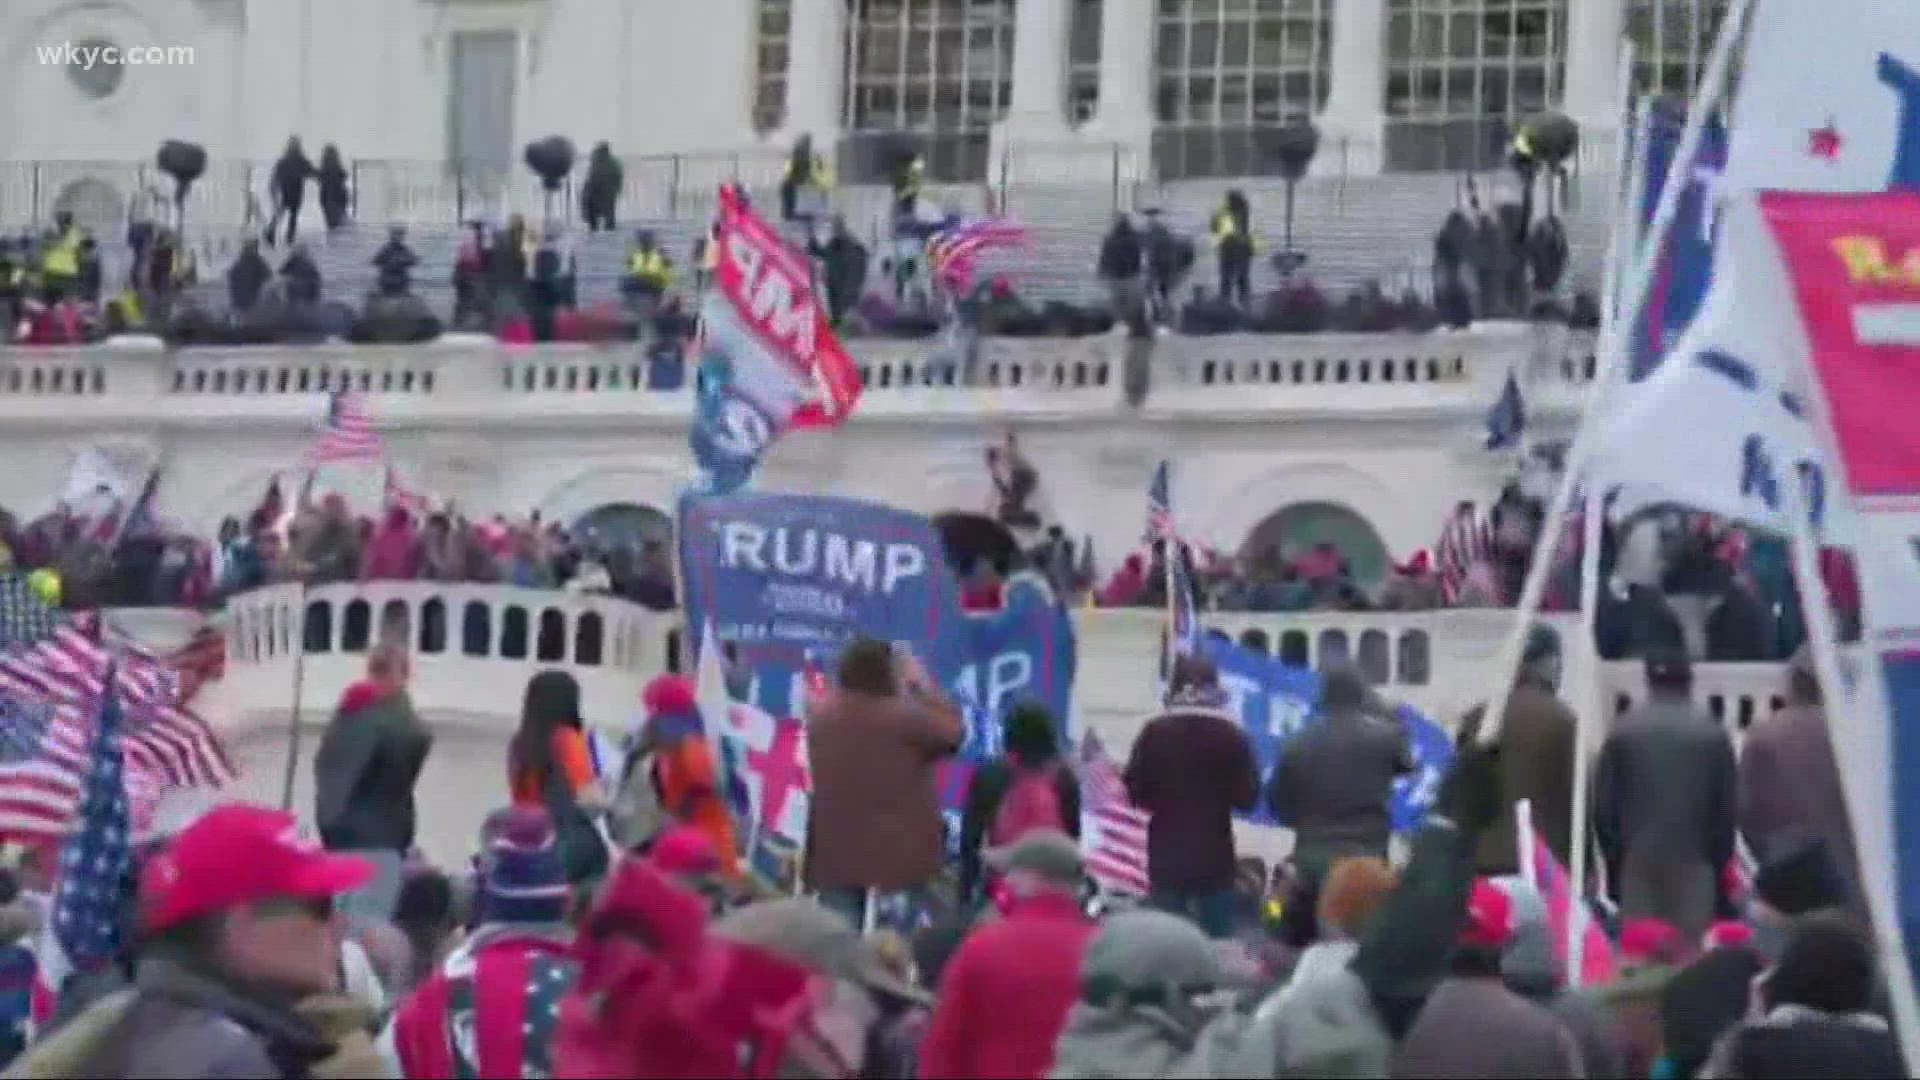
313, 680, 432, 853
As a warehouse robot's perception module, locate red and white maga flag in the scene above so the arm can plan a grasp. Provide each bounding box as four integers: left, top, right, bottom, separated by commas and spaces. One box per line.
1756, 192, 1920, 1015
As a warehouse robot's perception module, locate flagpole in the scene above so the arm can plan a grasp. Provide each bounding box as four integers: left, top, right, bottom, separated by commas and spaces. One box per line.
278, 582, 308, 813
1781, 474, 1920, 1075
1473, 0, 1754, 746
1568, 63, 1648, 990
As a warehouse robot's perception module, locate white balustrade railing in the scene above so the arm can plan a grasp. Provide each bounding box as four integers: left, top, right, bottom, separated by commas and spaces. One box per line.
211, 582, 681, 732
199, 586, 1797, 761
0, 326, 1598, 423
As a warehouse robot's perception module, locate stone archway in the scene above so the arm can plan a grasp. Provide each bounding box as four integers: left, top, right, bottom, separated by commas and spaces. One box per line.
1241, 501, 1392, 588
52, 177, 125, 235
573, 502, 672, 552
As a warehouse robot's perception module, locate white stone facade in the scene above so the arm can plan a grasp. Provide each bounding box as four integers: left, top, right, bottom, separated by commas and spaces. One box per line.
0, 324, 1589, 574
0, 0, 1717, 188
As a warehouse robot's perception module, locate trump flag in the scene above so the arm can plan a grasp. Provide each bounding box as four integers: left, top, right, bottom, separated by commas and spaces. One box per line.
691, 185, 863, 494
1758, 190, 1920, 999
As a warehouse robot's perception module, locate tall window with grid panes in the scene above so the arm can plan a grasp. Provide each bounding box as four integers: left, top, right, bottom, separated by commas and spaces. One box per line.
754, 0, 794, 135
1067, 0, 1102, 126
1384, 0, 1568, 172
841, 0, 1017, 183
1151, 0, 1332, 180
1625, 0, 1730, 98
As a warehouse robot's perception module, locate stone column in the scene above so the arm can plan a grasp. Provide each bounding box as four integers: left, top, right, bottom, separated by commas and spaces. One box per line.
1001, 0, 1073, 139
1563, 0, 1627, 131
1318, 0, 1387, 175
1082, 0, 1154, 182
774, 0, 848, 147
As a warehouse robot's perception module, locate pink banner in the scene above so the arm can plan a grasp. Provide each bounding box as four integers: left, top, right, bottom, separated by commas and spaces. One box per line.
1761, 190, 1920, 498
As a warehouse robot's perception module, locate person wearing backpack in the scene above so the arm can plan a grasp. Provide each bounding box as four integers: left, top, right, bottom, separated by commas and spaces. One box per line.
957, 702, 1080, 911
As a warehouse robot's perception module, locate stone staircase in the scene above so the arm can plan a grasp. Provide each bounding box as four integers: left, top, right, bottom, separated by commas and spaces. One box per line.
152, 169, 1616, 317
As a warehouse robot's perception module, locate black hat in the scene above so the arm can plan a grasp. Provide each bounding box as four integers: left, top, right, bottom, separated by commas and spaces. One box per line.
1662, 946, 1766, 1070
1521, 624, 1562, 664
1644, 645, 1693, 687
1754, 838, 1850, 917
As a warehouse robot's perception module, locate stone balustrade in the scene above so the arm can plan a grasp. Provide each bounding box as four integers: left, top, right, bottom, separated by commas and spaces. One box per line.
194, 585, 1795, 759
0, 323, 1595, 426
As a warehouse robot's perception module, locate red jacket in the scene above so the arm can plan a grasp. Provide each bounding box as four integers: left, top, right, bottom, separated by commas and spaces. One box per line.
920, 892, 1096, 1079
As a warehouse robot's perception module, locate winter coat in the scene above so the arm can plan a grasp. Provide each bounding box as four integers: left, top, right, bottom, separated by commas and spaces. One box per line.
381, 926, 575, 1079
1098, 227, 1144, 281
1700, 1005, 1904, 1079
1738, 702, 1861, 907
1594, 698, 1737, 930
1470, 681, 1578, 876
1390, 976, 1584, 1077
314, 681, 433, 853
957, 754, 1081, 904
921, 893, 1096, 1078
1123, 706, 1259, 894
1048, 999, 1222, 1079
52, 956, 335, 1079
804, 685, 964, 892
1267, 709, 1410, 874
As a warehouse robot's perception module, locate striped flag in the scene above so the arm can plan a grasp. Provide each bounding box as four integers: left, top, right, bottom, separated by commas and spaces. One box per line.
162, 626, 226, 707
384, 464, 428, 514
1435, 502, 1492, 605
1145, 460, 1174, 543
1076, 732, 1150, 896
927, 218, 1027, 292
1530, 827, 1617, 988
306, 390, 382, 465
0, 576, 231, 842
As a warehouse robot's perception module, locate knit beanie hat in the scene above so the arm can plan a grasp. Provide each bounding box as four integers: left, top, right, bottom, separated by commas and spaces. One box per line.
477, 806, 569, 925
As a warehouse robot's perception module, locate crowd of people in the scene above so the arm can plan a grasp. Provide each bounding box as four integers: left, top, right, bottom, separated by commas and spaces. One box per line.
0, 487, 678, 615
0, 621, 1899, 1078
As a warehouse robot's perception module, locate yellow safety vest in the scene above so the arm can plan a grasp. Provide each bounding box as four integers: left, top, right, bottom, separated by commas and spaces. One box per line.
626, 248, 671, 287
42, 240, 78, 278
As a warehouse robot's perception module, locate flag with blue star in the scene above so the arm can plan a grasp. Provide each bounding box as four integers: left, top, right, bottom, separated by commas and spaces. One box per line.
50, 670, 130, 975
0, 577, 59, 653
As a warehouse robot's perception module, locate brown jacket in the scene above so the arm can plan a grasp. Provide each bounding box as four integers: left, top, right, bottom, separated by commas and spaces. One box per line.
804, 686, 964, 892
1739, 702, 1862, 906
1470, 682, 1578, 875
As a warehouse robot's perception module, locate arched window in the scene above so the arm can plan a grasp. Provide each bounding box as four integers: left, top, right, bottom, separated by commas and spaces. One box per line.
379, 600, 411, 650
419, 598, 448, 655
1154, 0, 1333, 179
502, 607, 530, 660
1397, 629, 1431, 685
462, 601, 493, 657
576, 612, 605, 667
342, 600, 373, 653
537, 609, 568, 663
1385, 0, 1569, 172
1316, 628, 1350, 668
1626, 0, 1729, 98
1357, 629, 1392, 685
844, 0, 1017, 182
1240, 501, 1392, 590
304, 601, 333, 654
754, 0, 793, 134
1279, 629, 1310, 668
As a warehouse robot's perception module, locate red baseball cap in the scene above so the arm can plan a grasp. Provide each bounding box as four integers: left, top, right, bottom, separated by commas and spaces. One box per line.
1458, 878, 1514, 949
140, 803, 374, 932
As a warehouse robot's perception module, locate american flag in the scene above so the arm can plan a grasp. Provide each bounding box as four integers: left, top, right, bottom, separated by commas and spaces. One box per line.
1435, 503, 1492, 605
1530, 827, 1617, 988
162, 626, 226, 707
926, 218, 1026, 292
1076, 732, 1150, 896
383, 464, 428, 514
48, 674, 130, 978
1145, 459, 1174, 543
0, 576, 232, 842
306, 389, 383, 465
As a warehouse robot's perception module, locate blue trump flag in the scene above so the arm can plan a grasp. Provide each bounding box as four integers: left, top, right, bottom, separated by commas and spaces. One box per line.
1204, 637, 1452, 834
1630, 100, 1729, 383
677, 490, 1076, 751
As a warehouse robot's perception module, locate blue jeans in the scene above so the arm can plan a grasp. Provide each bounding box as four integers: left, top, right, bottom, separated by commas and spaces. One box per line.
1150, 887, 1238, 939
334, 848, 404, 926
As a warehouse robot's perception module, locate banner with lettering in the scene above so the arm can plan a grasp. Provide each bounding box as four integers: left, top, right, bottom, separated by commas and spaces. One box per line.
1596, 195, 1839, 534
677, 491, 1077, 824
1203, 637, 1452, 834
690, 184, 864, 494
1761, 189, 1920, 990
